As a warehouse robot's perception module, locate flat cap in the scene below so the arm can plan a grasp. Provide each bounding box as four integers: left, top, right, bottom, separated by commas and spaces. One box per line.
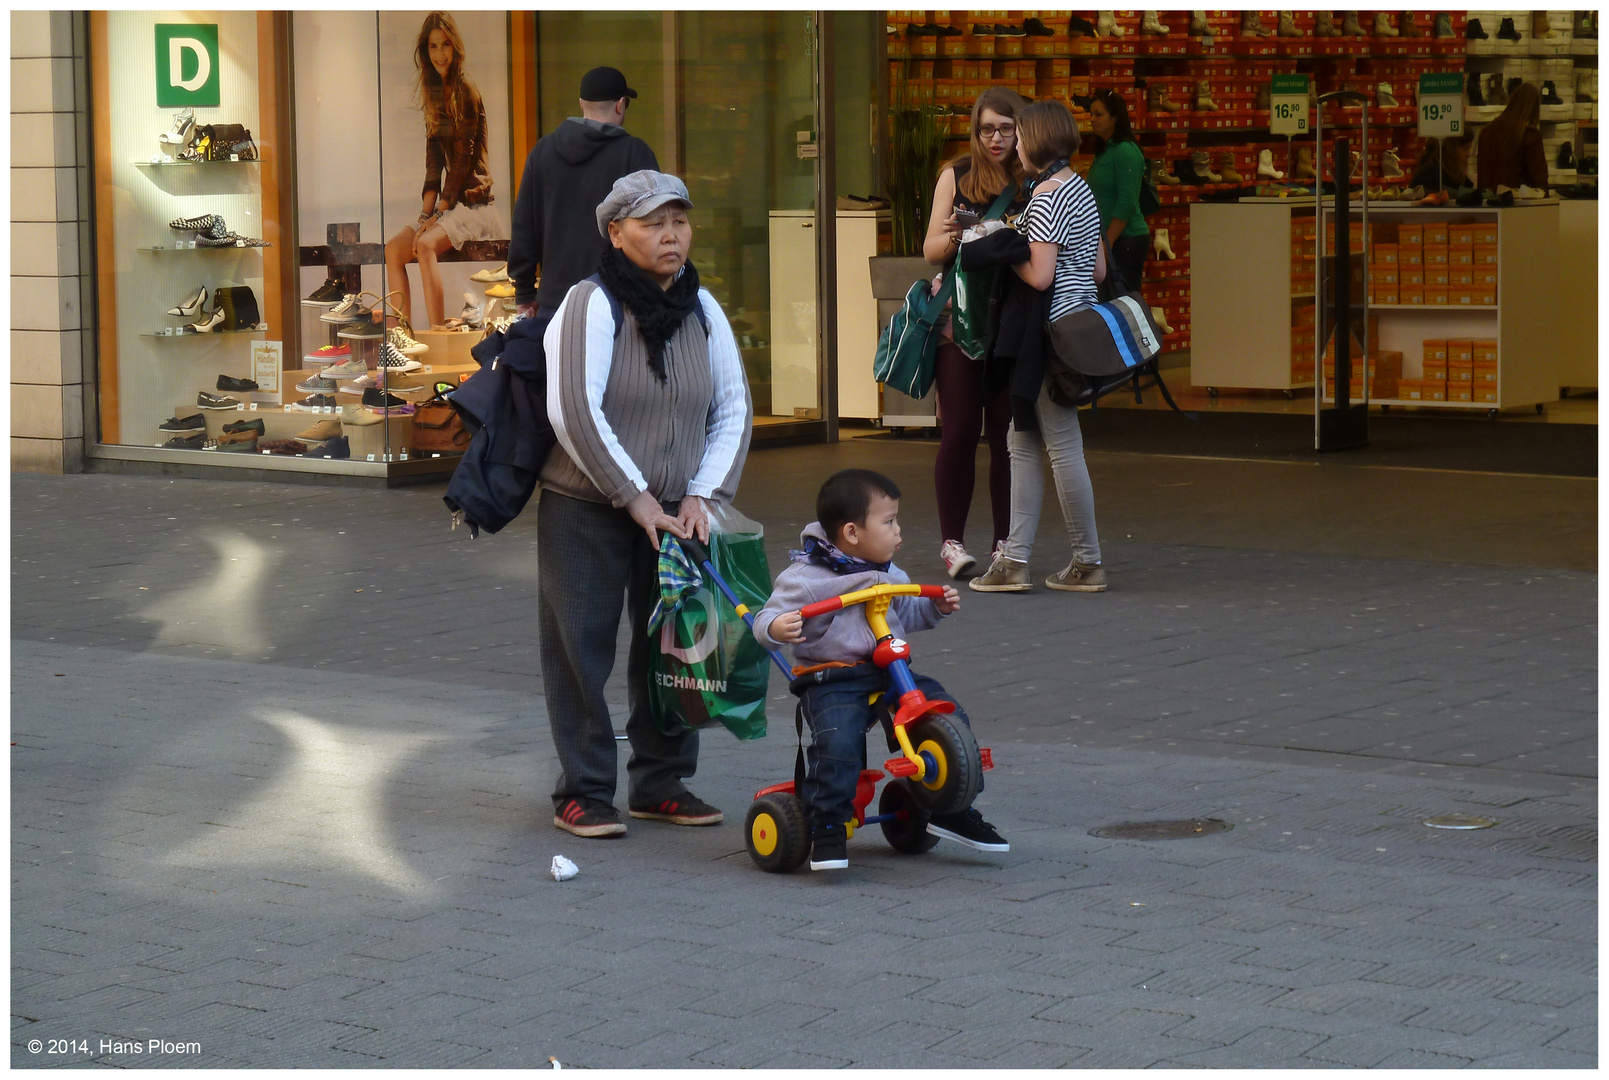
596, 170, 693, 238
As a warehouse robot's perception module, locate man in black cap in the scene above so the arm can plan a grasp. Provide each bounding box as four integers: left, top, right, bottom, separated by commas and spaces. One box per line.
508, 66, 659, 323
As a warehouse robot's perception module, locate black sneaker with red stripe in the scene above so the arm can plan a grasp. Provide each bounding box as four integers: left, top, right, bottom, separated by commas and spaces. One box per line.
628, 792, 724, 826
554, 797, 626, 838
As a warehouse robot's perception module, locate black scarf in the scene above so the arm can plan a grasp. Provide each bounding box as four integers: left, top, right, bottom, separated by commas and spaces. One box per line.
597, 246, 703, 381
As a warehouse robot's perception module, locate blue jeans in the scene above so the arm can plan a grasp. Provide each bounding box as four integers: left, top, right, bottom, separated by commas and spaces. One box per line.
793, 664, 978, 836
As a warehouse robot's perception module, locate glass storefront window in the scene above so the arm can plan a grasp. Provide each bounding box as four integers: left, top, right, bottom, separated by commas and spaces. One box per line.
91, 11, 283, 452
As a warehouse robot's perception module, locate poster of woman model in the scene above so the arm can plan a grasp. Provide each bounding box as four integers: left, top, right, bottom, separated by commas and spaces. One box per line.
377, 11, 510, 332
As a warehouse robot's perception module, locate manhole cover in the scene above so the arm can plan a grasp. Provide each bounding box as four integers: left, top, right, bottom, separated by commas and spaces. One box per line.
1090, 818, 1233, 841
1423, 815, 1497, 830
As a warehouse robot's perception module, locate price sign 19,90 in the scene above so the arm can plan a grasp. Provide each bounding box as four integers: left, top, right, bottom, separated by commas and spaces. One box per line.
1417, 73, 1465, 138
1269, 74, 1309, 137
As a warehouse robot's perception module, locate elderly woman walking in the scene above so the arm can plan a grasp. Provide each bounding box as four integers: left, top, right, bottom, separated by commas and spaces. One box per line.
539, 170, 753, 838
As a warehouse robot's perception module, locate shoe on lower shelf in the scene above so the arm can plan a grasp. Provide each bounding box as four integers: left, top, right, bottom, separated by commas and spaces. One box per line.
301, 277, 346, 307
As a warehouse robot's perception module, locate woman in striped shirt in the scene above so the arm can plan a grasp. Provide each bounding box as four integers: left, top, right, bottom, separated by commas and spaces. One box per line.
969, 100, 1109, 595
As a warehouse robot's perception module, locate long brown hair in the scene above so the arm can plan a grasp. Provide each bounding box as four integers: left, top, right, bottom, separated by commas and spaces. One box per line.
1414, 131, 1475, 185
1477, 82, 1540, 171
942, 86, 1027, 205
413, 12, 470, 131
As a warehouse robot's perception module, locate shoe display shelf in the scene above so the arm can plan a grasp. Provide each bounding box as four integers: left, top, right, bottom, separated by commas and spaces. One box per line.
1192, 197, 1562, 413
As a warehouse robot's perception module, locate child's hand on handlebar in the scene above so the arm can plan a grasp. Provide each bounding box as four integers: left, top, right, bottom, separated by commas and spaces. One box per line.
770, 610, 805, 644
935, 586, 961, 615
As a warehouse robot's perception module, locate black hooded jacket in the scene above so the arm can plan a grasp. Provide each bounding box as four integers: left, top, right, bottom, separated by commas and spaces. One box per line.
508, 118, 659, 312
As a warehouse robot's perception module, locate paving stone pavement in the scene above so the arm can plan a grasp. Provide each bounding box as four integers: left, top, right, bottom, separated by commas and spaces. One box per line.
9, 453, 1597, 1068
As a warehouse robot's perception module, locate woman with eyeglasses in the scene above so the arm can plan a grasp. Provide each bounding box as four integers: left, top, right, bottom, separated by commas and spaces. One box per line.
921, 87, 1029, 581
1086, 88, 1149, 293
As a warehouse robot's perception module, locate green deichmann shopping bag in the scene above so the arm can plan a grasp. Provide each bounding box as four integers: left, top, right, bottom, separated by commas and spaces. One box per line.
648, 505, 772, 741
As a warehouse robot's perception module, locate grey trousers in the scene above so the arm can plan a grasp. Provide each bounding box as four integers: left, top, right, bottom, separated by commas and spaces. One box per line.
536, 489, 699, 809
1003, 380, 1103, 569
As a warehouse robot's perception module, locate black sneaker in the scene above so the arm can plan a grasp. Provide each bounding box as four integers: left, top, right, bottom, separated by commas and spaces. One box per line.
628, 792, 723, 825
216, 374, 259, 392
301, 277, 346, 307
196, 391, 241, 410
221, 417, 265, 435
305, 435, 350, 460
554, 797, 627, 838
160, 432, 206, 450
157, 413, 205, 433
927, 807, 1010, 852
361, 387, 409, 409
809, 827, 849, 871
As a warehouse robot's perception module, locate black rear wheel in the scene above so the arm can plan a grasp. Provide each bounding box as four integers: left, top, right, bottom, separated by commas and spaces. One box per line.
744, 793, 810, 873
907, 714, 982, 817
879, 778, 939, 854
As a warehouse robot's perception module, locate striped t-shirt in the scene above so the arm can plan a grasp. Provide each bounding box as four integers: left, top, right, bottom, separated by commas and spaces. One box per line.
1019, 171, 1102, 320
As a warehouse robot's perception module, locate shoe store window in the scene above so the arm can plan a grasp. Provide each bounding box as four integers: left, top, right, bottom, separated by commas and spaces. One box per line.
88, 12, 304, 464
290, 12, 512, 471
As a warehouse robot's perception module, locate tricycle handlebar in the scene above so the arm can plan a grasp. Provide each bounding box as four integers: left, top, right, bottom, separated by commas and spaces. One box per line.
797, 583, 948, 620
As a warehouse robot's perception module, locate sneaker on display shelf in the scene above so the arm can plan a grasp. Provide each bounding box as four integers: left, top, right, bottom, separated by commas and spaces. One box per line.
286, 394, 338, 412
387, 325, 429, 355
295, 373, 339, 395
337, 320, 383, 341
377, 341, 424, 372
319, 294, 370, 324
320, 357, 370, 380
304, 344, 351, 364
301, 277, 346, 307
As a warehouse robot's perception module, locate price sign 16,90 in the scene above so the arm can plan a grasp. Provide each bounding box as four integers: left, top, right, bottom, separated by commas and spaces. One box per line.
1417, 73, 1465, 138
1269, 74, 1309, 136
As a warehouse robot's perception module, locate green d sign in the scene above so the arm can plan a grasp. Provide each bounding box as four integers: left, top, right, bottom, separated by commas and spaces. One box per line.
155, 24, 219, 108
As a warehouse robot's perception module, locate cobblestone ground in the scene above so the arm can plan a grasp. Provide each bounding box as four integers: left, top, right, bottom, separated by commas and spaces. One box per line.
10, 451, 1596, 1068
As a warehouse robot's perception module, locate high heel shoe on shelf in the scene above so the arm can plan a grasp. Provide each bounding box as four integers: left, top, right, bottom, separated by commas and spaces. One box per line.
167, 284, 207, 318
189, 307, 226, 334
157, 108, 196, 156
1152, 228, 1177, 261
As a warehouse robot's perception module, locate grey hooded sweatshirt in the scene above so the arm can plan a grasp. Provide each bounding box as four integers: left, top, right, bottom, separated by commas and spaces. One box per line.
752, 522, 946, 667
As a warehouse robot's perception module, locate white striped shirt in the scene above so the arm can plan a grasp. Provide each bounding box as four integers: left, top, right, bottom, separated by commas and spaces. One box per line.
1019, 171, 1102, 321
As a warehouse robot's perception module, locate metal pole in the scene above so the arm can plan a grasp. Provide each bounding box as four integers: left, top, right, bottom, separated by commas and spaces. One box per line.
815, 11, 840, 443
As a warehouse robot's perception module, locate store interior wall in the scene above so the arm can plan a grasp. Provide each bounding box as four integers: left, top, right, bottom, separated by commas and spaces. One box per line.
536, 12, 666, 154
102, 10, 264, 445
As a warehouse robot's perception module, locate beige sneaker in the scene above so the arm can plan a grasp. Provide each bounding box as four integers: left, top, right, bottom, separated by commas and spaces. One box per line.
388, 325, 429, 356
1046, 563, 1107, 592
968, 551, 1031, 592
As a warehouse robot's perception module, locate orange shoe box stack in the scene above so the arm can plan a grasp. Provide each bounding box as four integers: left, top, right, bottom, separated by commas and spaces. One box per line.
1421, 339, 1448, 401
1472, 339, 1498, 402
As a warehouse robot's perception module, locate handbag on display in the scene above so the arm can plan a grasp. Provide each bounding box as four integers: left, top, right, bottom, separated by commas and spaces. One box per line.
873, 182, 1019, 397
1043, 234, 1181, 412
412, 385, 472, 454
213, 285, 260, 331
197, 123, 257, 161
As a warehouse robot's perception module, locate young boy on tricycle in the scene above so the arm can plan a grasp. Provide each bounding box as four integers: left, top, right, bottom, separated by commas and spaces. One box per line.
752, 468, 1008, 871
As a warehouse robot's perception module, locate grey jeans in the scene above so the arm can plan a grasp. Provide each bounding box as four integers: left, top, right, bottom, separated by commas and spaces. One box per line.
1003, 381, 1102, 569
536, 489, 700, 810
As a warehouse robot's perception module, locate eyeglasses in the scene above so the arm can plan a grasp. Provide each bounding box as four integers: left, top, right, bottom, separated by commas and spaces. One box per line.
978, 124, 1016, 140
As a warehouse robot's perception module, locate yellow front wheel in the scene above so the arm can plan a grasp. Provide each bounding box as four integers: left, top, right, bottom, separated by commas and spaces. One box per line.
907, 715, 981, 816
744, 793, 810, 873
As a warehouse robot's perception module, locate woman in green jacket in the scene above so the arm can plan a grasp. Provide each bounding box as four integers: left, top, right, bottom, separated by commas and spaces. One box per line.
1085, 89, 1148, 291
